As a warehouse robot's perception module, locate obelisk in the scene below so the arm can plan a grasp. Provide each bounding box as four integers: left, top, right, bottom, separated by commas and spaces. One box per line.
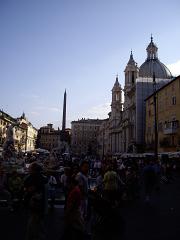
62, 89, 66, 132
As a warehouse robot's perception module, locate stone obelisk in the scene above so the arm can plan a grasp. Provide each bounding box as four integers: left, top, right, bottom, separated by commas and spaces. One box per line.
62, 89, 66, 132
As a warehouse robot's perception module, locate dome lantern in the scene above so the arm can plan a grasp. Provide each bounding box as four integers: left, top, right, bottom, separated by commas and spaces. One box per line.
139, 37, 172, 79
146, 35, 158, 60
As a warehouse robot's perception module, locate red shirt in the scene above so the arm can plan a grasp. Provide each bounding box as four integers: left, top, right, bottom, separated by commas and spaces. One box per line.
66, 186, 82, 211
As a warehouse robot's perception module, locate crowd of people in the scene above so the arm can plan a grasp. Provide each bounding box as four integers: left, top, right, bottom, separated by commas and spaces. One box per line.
0, 154, 178, 240
56, 156, 177, 240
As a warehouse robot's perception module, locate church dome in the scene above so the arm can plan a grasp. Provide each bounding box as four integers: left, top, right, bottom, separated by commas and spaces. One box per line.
139, 59, 172, 79
139, 37, 172, 79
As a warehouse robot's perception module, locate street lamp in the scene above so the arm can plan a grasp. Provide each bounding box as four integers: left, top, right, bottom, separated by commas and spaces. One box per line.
102, 129, 105, 159
153, 72, 158, 160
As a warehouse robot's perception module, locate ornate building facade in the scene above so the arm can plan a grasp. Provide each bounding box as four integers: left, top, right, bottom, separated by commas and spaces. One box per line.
122, 51, 139, 152
98, 37, 173, 156
109, 76, 123, 154
17, 113, 38, 151
0, 110, 16, 149
0, 110, 37, 152
97, 118, 110, 157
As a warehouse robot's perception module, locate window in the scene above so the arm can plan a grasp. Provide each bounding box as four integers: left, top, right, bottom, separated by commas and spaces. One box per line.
132, 71, 135, 84
115, 93, 119, 101
172, 96, 176, 105
125, 73, 128, 82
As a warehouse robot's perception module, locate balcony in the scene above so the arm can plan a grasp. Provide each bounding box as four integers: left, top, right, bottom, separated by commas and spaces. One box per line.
163, 120, 179, 135
164, 127, 178, 135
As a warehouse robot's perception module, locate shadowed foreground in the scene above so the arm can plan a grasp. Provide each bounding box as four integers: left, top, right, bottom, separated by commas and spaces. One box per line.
1, 174, 180, 240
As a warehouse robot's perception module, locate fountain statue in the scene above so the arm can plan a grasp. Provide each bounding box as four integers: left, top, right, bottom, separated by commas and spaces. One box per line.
3, 122, 20, 161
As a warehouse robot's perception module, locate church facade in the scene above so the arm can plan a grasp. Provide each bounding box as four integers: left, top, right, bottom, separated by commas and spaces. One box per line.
99, 37, 173, 156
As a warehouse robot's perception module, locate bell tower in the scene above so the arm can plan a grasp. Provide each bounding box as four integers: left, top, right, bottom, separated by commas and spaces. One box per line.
124, 51, 139, 91
123, 52, 138, 152
111, 75, 123, 116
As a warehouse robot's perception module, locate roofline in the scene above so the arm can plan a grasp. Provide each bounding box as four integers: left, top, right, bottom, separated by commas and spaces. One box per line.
0, 110, 37, 130
145, 75, 180, 101
71, 118, 106, 123
0, 110, 16, 122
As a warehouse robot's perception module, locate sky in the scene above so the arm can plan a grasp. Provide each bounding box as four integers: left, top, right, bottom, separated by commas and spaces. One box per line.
0, 0, 180, 129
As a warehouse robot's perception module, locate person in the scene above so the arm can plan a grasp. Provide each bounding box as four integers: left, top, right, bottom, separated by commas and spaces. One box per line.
125, 167, 138, 201
62, 177, 85, 240
93, 160, 98, 175
61, 167, 71, 209
16, 154, 25, 167
91, 186, 125, 240
118, 160, 126, 183
96, 169, 104, 194
48, 174, 57, 209
8, 169, 23, 207
71, 164, 79, 179
153, 161, 162, 191
76, 160, 89, 220
97, 160, 102, 171
24, 162, 48, 240
0, 163, 13, 211
103, 165, 119, 205
143, 160, 156, 202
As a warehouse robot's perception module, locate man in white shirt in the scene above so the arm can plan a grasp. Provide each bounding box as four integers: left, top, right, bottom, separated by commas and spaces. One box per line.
76, 161, 89, 220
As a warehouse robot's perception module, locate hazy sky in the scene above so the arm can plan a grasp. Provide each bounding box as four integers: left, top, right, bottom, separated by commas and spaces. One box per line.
0, 0, 180, 129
